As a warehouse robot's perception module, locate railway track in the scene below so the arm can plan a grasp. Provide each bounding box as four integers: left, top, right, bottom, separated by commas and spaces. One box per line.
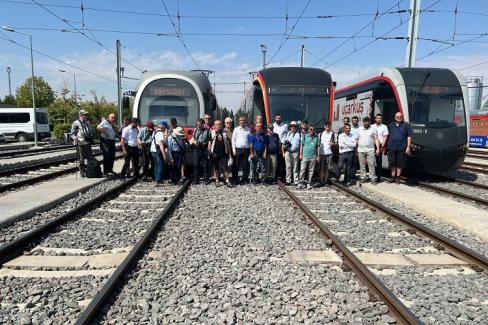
461, 161, 488, 175
0, 144, 75, 159
278, 181, 488, 323
400, 176, 488, 207
0, 179, 189, 324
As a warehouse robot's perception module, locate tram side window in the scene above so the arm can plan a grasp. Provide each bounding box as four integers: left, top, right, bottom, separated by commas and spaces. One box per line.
252, 86, 266, 124
372, 86, 398, 125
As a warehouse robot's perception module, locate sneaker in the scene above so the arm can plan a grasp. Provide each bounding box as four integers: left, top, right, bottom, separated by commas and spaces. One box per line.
215, 181, 222, 187
297, 184, 306, 190
307, 184, 313, 190
345, 182, 353, 186
285, 182, 292, 186
226, 182, 233, 188
370, 180, 378, 185
387, 178, 395, 184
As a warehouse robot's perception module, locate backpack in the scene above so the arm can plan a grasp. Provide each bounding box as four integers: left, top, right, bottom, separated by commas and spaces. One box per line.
85, 158, 102, 178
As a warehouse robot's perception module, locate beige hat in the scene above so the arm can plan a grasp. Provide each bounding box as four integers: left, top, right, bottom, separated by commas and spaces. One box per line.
289, 121, 298, 126
79, 109, 89, 115
173, 126, 184, 136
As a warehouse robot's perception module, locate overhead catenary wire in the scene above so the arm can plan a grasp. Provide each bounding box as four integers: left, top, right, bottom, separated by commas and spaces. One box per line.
29, 0, 144, 72
158, 0, 200, 70
416, 32, 488, 61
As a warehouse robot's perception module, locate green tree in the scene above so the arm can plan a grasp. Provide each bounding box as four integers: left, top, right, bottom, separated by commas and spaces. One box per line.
47, 84, 77, 124
16, 76, 55, 108
3, 95, 16, 105
80, 90, 117, 125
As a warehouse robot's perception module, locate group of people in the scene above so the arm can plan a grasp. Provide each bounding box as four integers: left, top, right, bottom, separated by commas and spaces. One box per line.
70, 109, 412, 188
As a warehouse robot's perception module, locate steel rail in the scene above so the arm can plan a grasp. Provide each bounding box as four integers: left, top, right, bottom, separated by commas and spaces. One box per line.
400, 176, 488, 207
277, 181, 420, 325
0, 155, 123, 193
0, 149, 102, 177
424, 173, 488, 191
460, 164, 488, 175
75, 180, 190, 325
466, 153, 488, 160
0, 177, 137, 265
0, 144, 75, 158
332, 182, 488, 272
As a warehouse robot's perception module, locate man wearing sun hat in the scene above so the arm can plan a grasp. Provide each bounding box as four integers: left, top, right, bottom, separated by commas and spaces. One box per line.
282, 121, 301, 185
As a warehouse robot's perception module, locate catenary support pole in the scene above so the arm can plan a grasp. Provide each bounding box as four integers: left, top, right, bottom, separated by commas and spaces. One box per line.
116, 39, 122, 128
405, 0, 421, 67
29, 34, 38, 147
301, 44, 305, 67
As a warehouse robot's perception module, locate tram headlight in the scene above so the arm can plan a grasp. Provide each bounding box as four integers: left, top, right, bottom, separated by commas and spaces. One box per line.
411, 143, 423, 150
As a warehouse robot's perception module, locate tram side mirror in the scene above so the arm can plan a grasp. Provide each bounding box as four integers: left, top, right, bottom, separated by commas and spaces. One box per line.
123, 96, 130, 109
332, 81, 337, 87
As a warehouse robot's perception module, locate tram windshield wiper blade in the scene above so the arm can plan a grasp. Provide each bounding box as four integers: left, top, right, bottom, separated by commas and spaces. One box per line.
410, 71, 431, 108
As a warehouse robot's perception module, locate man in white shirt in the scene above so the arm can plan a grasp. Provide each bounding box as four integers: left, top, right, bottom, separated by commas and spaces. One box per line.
318, 123, 335, 186
120, 117, 140, 179
97, 113, 117, 175
232, 116, 251, 184
273, 114, 288, 180
357, 117, 380, 184
337, 124, 357, 186
371, 113, 389, 182
282, 121, 301, 185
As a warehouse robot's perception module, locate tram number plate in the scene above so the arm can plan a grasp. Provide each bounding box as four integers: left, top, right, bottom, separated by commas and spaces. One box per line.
412, 128, 428, 134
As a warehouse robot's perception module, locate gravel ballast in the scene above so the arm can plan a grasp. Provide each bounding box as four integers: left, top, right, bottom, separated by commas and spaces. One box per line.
98, 184, 392, 324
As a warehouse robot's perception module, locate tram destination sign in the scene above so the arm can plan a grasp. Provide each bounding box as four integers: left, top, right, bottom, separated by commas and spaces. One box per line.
150, 86, 192, 97
269, 86, 328, 96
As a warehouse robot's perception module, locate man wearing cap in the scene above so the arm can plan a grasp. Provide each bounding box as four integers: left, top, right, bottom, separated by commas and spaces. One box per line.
97, 113, 117, 175
151, 120, 168, 185
70, 110, 95, 177
283, 121, 301, 185
265, 124, 280, 183
357, 117, 380, 184
120, 117, 140, 179
167, 126, 186, 184
138, 121, 155, 181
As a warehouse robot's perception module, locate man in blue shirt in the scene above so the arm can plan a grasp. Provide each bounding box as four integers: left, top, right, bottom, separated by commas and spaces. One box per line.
265, 124, 280, 183
387, 112, 412, 184
249, 122, 268, 184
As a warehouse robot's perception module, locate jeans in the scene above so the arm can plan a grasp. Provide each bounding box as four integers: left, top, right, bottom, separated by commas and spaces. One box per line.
100, 137, 115, 174
152, 151, 164, 183
121, 146, 139, 178
358, 150, 376, 180
337, 151, 354, 184
266, 153, 278, 180
170, 151, 183, 183
251, 151, 266, 181
299, 157, 316, 185
235, 148, 250, 182
193, 147, 209, 181
284, 151, 299, 184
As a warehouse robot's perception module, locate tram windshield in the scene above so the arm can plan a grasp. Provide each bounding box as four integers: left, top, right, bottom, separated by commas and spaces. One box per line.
267, 86, 330, 127
406, 85, 465, 128
138, 78, 199, 127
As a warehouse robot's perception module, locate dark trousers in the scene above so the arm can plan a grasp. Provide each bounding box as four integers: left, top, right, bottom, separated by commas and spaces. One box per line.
77, 144, 93, 177
251, 151, 266, 181
121, 146, 139, 178
351, 150, 359, 179
277, 152, 286, 180
337, 151, 354, 184
193, 147, 209, 181
141, 147, 154, 179
170, 151, 183, 183
375, 151, 383, 181
100, 137, 115, 174
235, 148, 250, 182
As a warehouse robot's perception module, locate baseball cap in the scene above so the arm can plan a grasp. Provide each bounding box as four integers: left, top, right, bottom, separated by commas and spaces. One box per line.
159, 120, 168, 127
79, 109, 89, 115
290, 121, 298, 126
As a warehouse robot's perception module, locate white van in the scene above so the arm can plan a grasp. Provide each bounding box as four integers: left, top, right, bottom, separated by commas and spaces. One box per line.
0, 108, 51, 141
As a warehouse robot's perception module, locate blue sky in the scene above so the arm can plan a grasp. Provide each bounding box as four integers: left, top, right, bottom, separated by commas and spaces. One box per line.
1, 0, 487, 110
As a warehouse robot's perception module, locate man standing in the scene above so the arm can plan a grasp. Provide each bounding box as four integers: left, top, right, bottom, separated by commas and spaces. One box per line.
97, 112, 117, 175
223, 117, 235, 183
371, 113, 389, 182
273, 114, 288, 180
318, 123, 335, 186
387, 112, 412, 184
151, 120, 168, 185
338, 116, 350, 135
204, 113, 214, 130
350, 115, 360, 179
138, 121, 155, 181
283, 121, 301, 186
249, 122, 268, 184
232, 116, 251, 184
265, 124, 280, 184
209, 120, 232, 187
298, 124, 319, 189
300, 120, 309, 137
70, 110, 95, 177
192, 118, 211, 184
337, 124, 357, 186
167, 126, 186, 184
120, 118, 140, 179
357, 117, 380, 184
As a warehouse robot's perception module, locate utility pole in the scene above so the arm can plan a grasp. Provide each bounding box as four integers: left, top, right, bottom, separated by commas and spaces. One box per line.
116, 39, 122, 127
405, 0, 421, 67
260, 44, 267, 70
300, 45, 305, 68
73, 73, 77, 105
6, 66, 11, 96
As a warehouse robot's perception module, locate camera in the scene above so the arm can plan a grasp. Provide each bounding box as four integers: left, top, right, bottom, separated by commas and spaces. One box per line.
283, 140, 292, 152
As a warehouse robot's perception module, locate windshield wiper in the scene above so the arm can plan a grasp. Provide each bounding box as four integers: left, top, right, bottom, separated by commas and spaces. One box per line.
410, 71, 431, 108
